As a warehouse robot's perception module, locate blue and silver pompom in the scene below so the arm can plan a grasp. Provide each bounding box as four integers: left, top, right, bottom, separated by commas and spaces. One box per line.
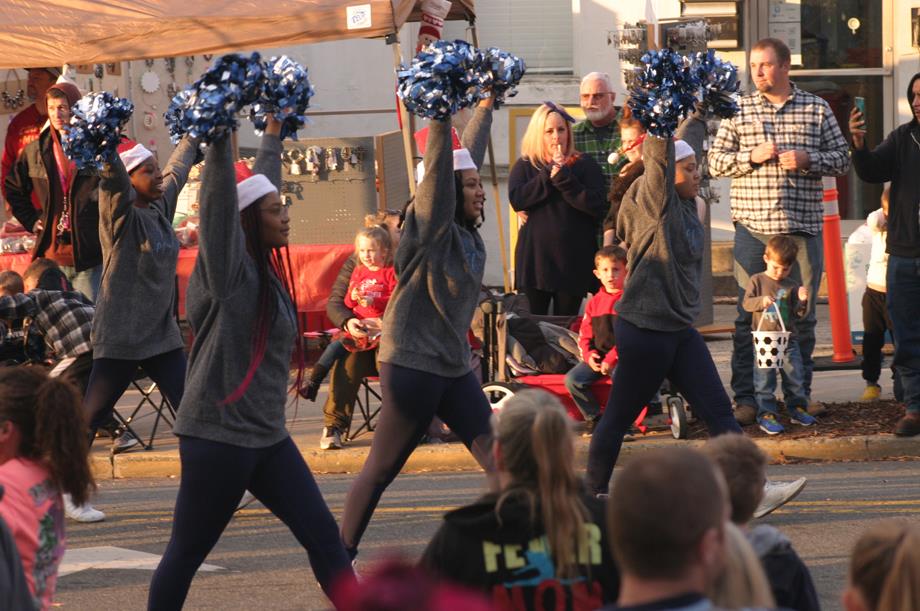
62, 92, 134, 170
251, 55, 315, 140
164, 53, 265, 145
691, 50, 739, 119
628, 48, 700, 138
481, 48, 526, 109
397, 39, 486, 121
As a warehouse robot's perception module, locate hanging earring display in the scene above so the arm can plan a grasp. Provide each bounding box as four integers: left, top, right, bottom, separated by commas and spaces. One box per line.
93, 64, 105, 79
1, 70, 25, 111
185, 56, 195, 84
165, 57, 178, 98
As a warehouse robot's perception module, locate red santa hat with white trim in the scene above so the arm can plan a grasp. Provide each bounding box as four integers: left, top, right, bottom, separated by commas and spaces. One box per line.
117, 138, 154, 173
235, 161, 277, 211
414, 126, 476, 182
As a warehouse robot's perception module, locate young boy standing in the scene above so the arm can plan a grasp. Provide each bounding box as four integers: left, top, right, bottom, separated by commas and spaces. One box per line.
743, 235, 817, 435
564, 245, 627, 433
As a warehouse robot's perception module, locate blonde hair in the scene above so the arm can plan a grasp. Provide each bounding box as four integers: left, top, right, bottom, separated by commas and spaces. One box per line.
354, 225, 393, 266
364, 209, 401, 229
520, 103, 576, 167
492, 390, 588, 578
709, 522, 776, 609
849, 521, 920, 611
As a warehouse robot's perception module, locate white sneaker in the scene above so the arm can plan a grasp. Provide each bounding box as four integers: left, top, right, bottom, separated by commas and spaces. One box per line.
62, 493, 106, 523
319, 427, 343, 450
754, 477, 807, 519
236, 491, 257, 512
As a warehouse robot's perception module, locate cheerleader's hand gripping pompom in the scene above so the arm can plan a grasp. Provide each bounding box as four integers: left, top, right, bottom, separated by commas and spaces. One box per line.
251, 56, 315, 140
691, 50, 740, 119
62, 92, 134, 170
627, 48, 700, 138
396, 39, 488, 121
481, 48, 526, 109
164, 53, 265, 146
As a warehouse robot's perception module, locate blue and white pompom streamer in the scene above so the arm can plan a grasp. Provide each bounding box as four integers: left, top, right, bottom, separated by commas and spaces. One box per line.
691, 50, 739, 119
628, 48, 700, 138
397, 39, 487, 121
62, 92, 134, 170
164, 53, 265, 145
251, 56, 315, 140
481, 48, 526, 109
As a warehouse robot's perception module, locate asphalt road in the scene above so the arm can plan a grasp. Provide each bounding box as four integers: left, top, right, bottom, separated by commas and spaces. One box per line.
54, 460, 920, 611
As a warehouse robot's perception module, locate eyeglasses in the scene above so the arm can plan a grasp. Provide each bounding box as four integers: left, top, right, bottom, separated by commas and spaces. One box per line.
542, 101, 576, 124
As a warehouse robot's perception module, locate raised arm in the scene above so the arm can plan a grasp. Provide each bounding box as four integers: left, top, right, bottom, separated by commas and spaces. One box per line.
632, 135, 674, 218
407, 119, 455, 244
460, 100, 494, 170
852, 129, 897, 184
159, 136, 201, 222
676, 110, 706, 162
98, 156, 136, 249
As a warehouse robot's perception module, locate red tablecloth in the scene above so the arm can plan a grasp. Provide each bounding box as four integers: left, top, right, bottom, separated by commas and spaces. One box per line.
1, 243, 354, 331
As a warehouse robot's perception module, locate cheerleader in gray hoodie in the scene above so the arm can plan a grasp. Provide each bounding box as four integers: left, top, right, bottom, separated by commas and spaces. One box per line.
340, 98, 495, 558
148, 118, 352, 609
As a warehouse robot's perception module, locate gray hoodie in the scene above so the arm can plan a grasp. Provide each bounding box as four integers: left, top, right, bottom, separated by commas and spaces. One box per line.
173, 133, 297, 448
378, 106, 492, 377
92, 137, 197, 360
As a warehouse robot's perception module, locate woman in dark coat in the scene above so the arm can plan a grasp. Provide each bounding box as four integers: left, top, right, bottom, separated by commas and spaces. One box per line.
509, 102, 607, 316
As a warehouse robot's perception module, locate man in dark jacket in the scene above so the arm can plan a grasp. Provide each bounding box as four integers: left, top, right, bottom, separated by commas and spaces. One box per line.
850, 72, 920, 437
4, 82, 102, 301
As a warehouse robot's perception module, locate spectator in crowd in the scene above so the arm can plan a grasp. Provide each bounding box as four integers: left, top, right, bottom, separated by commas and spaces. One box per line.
4, 82, 104, 301
857, 187, 899, 403
603, 447, 728, 611
564, 245, 626, 433
319, 209, 402, 450
0, 510, 33, 611
708, 521, 776, 609
709, 37, 850, 424
702, 433, 819, 611
843, 520, 920, 611
1, 67, 60, 217
509, 102, 607, 315
0, 367, 95, 610
603, 115, 646, 246
422, 390, 620, 609
849, 74, 920, 437
574, 72, 623, 189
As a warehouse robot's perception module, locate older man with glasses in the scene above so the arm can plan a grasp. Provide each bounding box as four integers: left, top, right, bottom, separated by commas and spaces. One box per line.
573, 71, 623, 192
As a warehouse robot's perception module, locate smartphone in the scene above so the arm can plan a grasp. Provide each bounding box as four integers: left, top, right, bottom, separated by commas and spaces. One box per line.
854, 96, 866, 121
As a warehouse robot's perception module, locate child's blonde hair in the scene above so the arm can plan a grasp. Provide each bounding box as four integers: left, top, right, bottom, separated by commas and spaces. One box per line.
708, 522, 776, 609
354, 225, 393, 266
849, 520, 920, 611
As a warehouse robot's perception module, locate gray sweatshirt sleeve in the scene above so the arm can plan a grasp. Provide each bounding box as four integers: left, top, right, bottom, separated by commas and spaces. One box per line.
411, 120, 455, 244
742, 275, 766, 313
159, 136, 201, 222
633, 135, 675, 218
460, 104, 493, 170
98, 156, 135, 251
252, 133, 283, 190
676, 111, 707, 162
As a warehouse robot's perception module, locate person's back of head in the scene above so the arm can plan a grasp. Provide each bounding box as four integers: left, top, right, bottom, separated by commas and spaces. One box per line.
845, 520, 920, 611
701, 433, 767, 525
708, 521, 776, 609
494, 390, 588, 578
608, 447, 728, 585
22, 258, 68, 293
0, 271, 24, 297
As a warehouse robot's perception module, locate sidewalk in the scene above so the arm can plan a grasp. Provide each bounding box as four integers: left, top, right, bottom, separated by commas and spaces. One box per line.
95, 304, 919, 479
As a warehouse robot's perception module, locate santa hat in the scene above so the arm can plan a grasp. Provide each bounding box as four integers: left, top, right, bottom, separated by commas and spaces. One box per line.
235, 161, 277, 211
418, 24, 441, 41
674, 140, 696, 163
117, 138, 154, 173
414, 127, 475, 182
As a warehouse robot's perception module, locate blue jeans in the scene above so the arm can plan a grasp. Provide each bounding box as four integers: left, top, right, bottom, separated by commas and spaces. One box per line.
60, 264, 102, 302
564, 361, 612, 420
887, 256, 920, 415
732, 224, 822, 404
316, 339, 349, 372
753, 337, 807, 417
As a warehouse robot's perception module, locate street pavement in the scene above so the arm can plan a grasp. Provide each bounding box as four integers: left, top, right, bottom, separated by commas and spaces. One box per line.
56, 461, 920, 610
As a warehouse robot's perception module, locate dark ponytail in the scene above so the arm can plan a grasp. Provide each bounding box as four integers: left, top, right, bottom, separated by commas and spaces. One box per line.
0, 367, 95, 505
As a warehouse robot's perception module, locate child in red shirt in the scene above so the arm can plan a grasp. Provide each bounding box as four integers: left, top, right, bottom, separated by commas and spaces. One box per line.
564, 246, 627, 433
301, 226, 396, 401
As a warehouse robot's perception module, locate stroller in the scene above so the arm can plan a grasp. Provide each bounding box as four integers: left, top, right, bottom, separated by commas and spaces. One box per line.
476, 293, 692, 440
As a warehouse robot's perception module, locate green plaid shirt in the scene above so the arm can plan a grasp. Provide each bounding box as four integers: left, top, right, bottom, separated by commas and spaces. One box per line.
573, 116, 622, 191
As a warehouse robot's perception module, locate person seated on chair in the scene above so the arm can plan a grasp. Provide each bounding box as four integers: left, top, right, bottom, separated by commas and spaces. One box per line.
565, 245, 626, 435
317, 210, 402, 451
301, 225, 396, 404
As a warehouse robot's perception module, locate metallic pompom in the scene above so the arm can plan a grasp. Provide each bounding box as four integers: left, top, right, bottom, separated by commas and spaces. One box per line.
251, 55, 315, 140
627, 48, 700, 138
62, 92, 134, 170
481, 48, 526, 109
691, 50, 740, 119
397, 39, 487, 121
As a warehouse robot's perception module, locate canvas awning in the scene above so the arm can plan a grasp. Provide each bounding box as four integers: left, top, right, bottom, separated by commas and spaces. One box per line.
0, 0, 475, 69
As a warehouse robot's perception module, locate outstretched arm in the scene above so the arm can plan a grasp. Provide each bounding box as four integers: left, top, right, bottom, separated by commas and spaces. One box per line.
160, 136, 201, 222
98, 156, 136, 249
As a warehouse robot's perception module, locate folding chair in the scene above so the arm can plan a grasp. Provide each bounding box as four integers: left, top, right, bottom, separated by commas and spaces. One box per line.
344, 377, 381, 441
111, 369, 177, 451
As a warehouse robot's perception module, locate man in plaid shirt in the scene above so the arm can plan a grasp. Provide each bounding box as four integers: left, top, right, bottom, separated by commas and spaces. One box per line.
573, 72, 624, 192
709, 38, 849, 422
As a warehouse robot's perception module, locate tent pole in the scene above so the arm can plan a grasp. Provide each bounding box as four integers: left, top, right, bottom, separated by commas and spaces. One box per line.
390, 36, 417, 197
469, 24, 510, 293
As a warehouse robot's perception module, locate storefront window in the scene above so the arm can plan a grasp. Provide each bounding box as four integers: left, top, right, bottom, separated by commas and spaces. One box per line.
800, 0, 882, 69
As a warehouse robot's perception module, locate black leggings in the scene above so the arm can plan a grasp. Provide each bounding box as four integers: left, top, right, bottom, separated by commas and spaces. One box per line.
83, 348, 187, 435
522, 287, 584, 316
340, 362, 494, 554
586, 317, 741, 494
148, 435, 353, 610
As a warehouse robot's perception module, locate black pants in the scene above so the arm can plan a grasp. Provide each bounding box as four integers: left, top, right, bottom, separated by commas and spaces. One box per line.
522, 287, 583, 316
862, 287, 895, 385
340, 362, 494, 554
586, 318, 741, 495
148, 435, 353, 610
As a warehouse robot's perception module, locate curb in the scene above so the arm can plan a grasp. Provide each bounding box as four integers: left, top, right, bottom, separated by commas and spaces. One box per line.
91, 433, 920, 480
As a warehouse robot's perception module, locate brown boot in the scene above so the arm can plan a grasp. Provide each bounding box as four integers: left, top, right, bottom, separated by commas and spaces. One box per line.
894, 412, 920, 437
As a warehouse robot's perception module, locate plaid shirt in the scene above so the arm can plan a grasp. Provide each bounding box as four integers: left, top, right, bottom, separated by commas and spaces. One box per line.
573, 116, 623, 191
709, 85, 850, 235
0, 290, 93, 359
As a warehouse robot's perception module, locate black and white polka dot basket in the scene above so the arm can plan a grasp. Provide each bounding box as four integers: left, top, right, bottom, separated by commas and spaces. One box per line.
752, 306, 790, 370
